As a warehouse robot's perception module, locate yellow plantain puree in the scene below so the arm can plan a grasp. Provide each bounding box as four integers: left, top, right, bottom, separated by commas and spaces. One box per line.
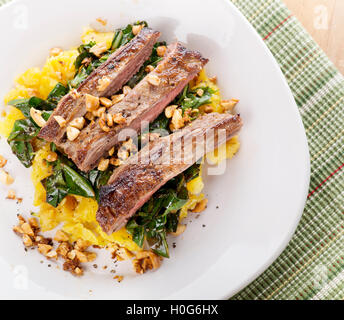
0, 28, 240, 251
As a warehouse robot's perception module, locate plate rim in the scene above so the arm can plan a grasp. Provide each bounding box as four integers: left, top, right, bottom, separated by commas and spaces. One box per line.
0, 0, 311, 300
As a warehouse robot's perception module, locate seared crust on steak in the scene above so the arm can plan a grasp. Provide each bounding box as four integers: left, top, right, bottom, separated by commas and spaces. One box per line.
97, 113, 243, 234
38, 28, 160, 142
62, 42, 208, 172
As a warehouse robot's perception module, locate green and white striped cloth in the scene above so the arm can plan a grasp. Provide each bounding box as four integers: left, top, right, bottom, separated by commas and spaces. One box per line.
230, 0, 344, 300
1, 0, 343, 300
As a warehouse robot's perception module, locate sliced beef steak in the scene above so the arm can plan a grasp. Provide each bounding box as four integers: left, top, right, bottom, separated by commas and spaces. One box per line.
97, 112, 243, 234
62, 42, 208, 172
38, 27, 160, 143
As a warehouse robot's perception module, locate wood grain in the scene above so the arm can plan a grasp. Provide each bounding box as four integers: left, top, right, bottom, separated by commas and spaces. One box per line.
284, 0, 344, 75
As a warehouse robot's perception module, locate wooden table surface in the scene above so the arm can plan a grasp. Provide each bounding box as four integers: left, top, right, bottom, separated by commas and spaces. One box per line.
284, 0, 344, 75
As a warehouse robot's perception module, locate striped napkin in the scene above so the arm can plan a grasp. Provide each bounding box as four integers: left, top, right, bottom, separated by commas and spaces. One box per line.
0, 0, 343, 300
231, 0, 344, 300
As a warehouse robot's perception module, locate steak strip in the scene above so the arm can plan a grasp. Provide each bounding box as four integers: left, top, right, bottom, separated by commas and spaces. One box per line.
38, 27, 160, 143
97, 112, 243, 234
62, 42, 208, 172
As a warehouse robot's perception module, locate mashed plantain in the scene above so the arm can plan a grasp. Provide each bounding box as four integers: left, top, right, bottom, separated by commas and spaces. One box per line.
0, 28, 240, 252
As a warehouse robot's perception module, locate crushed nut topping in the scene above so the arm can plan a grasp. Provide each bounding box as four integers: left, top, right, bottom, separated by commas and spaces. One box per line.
132, 24, 144, 35
111, 94, 124, 105
69, 117, 85, 130
156, 45, 167, 57
46, 151, 58, 162
221, 99, 239, 113
164, 105, 178, 118
66, 126, 80, 141
54, 115, 67, 128
97, 158, 110, 171
145, 65, 154, 73
6, 189, 16, 200
99, 97, 113, 108
108, 147, 115, 156
203, 105, 214, 113
85, 94, 100, 112
0, 169, 14, 185
30, 108, 46, 127
132, 250, 161, 274
90, 42, 108, 57
112, 113, 126, 124
99, 118, 111, 132
97, 76, 111, 92
170, 108, 184, 131
147, 74, 161, 86
0, 155, 7, 168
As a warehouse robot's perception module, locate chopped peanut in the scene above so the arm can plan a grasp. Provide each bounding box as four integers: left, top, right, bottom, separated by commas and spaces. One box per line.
98, 158, 109, 171
28, 218, 39, 229
116, 247, 134, 261
99, 118, 110, 132
196, 88, 204, 97
54, 115, 67, 128
66, 126, 80, 141
203, 105, 214, 113
0, 155, 7, 168
74, 239, 90, 251
221, 99, 239, 113
114, 275, 124, 282
93, 106, 106, 118
133, 250, 161, 274
90, 42, 108, 57
56, 242, 71, 257
30, 108, 46, 127
22, 234, 33, 247
99, 97, 113, 108
46, 151, 58, 162
112, 113, 126, 124
74, 267, 84, 276
171, 108, 184, 130
165, 105, 178, 118
145, 65, 154, 73
46, 250, 58, 260
69, 117, 85, 130
49, 47, 63, 57
111, 94, 124, 104
22, 223, 36, 237
85, 94, 100, 112
209, 76, 217, 84
147, 74, 161, 86
170, 223, 186, 236
108, 147, 115, 156
0, 169, 14, 185
6, 189, 16, 200
54, 230, 69, 242
86, 252, 97, 262
97, 76, 111, 92
109, 158, 122, 166
13, 225, 24, 234
38, 244, 53, 256
117, 148, 129, 161
156, 45, 167, 57
106, 113, 114, 127
132, 24, 144, 35
75, 250, 88, 263
85, 112, 95, 121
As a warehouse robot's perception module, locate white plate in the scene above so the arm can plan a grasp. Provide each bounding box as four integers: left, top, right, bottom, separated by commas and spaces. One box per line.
0, 0, 310, 299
